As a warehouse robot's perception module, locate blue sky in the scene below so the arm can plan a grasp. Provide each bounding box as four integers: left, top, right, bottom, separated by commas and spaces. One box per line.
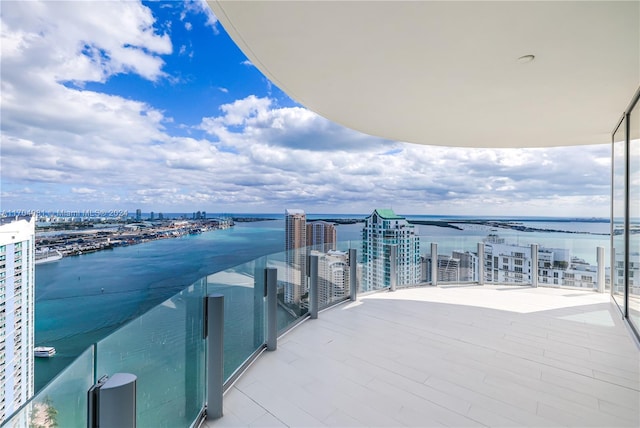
0, 0, 611, 217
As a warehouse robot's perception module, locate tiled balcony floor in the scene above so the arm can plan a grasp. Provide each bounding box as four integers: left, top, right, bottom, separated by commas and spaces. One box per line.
206, 285, 640, 427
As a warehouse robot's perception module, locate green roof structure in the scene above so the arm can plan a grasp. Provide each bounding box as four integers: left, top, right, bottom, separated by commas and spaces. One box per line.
371, 208, 404, 220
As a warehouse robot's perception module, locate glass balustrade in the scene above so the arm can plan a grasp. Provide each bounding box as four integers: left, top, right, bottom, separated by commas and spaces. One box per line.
96, 280, 206, 428
4, 237, 611, 427
205, 256, 265, 382
3, 346, 94, 428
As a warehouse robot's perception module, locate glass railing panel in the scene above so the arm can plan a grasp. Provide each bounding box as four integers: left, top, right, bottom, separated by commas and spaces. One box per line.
335, 240, 361, 253
3, 346, 94, 428
313, 249, 350, 310
423, 237, 481, 285
96, 280, 206, 428
538, 237, 607, 290
205, 257, 265, 382
335, 241, 366, 294
413, 236, 607, 289
359, 236, 399, 292
421, 242, 432, 285
274, 249, 309, 334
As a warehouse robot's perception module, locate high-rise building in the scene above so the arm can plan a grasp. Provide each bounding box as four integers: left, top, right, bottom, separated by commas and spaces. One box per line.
0, 216, 35, 424
284, 209, 306, 304
313, 249, 349, 308
484, 242, 532, 284
362, 209, 420, 291
135, 209, 141, 221
306, 221, 336, 252
423, 251, 479, 283
452, 250, 479, 282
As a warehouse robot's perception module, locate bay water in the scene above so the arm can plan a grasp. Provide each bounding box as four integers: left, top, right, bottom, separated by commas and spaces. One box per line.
34, 216, 609, 390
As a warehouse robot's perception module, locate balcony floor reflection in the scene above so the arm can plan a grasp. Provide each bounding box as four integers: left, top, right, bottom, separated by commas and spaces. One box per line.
207, 285, 639, 427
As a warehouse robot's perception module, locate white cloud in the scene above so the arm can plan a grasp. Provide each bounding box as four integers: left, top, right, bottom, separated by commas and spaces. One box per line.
0, 2, 612, 217
193, 95, 610, 216
72, 188, 97, 194
1, 0, 173, 205
241, 60, 254, 67
182, 0, 218, 33
1, 1, 171, 84
200, 95, 392, 151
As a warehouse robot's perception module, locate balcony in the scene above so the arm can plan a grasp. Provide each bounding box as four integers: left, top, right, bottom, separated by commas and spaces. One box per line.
3, 240, 639, 427
206, 285, 638, 427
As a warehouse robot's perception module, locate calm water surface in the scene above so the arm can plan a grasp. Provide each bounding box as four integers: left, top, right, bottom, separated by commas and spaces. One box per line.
34, 217, 608, 390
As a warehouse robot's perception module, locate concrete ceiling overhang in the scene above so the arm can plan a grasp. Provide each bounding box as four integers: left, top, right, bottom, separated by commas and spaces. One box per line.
208, 1, 639, 148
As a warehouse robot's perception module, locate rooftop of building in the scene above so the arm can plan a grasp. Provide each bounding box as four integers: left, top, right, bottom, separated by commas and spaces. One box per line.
207, 285, 639, 427
369, 208, 405, 220
286, 209, 306, 216
0, 215, 35, 227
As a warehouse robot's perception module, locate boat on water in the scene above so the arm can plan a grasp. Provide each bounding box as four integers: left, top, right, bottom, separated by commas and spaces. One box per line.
34, 346, 56, 358
35, 249, 63, 265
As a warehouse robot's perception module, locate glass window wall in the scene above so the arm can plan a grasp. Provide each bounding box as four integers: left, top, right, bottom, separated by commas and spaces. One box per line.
612, 87, 640, 341
612, 115, 627, 313
628, 97, 640, 333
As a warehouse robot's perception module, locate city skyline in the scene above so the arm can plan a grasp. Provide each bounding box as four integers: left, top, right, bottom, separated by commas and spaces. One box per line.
1, 0, 611, 217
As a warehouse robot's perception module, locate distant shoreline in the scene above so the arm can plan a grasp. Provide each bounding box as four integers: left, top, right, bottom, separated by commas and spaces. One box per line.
446, 220, 609, 236
231, 217, 278, 222
311, 218, 609, 235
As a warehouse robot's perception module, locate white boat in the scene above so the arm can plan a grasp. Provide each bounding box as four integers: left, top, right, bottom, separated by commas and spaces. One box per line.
35, 249, 63, 265
34, 346, 56, 358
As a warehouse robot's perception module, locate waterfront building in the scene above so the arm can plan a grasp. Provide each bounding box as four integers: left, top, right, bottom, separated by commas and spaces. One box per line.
0, 216, 35, 424
484, 240, 601, 288
561, 258, 598, 289
452, 250, 479, 282
306, 221, 336, 252
135, 209, 141, 221
484, 242, 533, 284
424, 251, 480, 283
312, 249, 350, 307
432, 255, 462, 282
362, 209, 420, 290
537, 247, 570, 286
284, 209, 306, 304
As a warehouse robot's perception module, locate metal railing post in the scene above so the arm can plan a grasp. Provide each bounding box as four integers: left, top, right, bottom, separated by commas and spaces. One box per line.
206, 294, 224, 420
253, 263, 266, 347
265, 268, 278, 351
309, 255, 319, 318
349, 249, 357, 301
389, 244, 397, 291
101, 374, 137, 428
431, 243, 438, 286
597, 246, 605, 293
611, 247, 616, 297
88, 373, 137, 428
531, 244, 538, 288
477, 243, 485, 285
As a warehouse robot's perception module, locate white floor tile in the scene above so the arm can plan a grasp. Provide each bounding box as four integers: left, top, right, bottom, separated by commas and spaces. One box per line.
214, 286, 639, 427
